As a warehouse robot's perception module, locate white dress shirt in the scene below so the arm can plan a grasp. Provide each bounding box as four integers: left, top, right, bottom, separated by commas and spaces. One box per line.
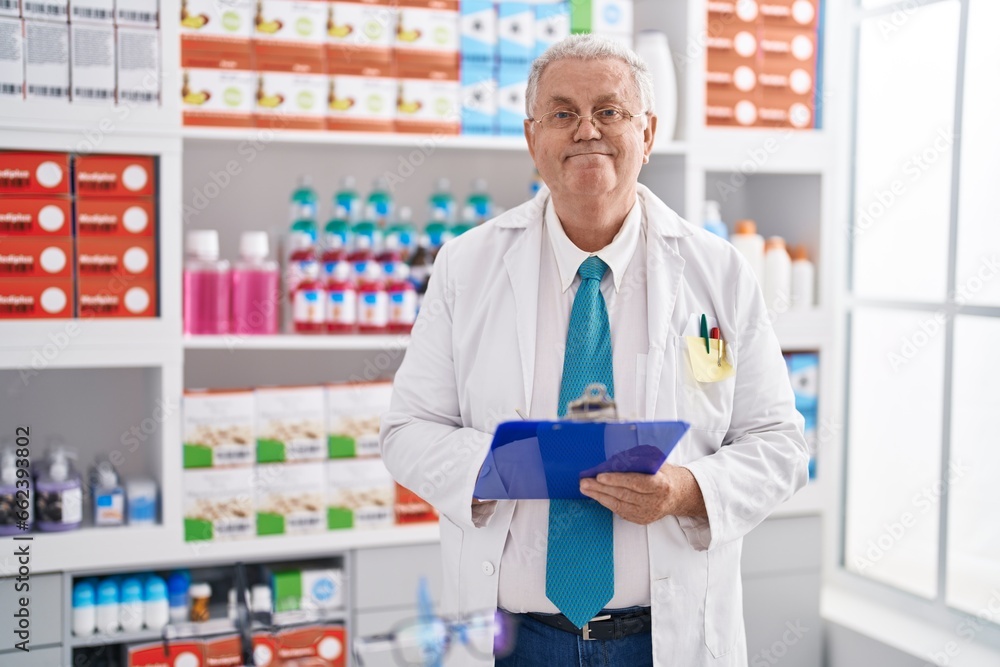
496, 195, 652, 613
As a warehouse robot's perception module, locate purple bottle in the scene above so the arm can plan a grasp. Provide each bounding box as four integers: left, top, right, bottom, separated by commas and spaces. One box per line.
35, 448, 83, 532
0, 446, 32, 536
231, 231, 280, 335
184, 230, 231, 335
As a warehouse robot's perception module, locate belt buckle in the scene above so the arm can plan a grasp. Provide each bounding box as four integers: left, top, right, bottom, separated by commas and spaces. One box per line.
581, 614, 612, 641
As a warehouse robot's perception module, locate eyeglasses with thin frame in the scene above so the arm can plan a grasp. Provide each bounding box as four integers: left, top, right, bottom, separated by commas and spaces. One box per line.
528, 106, 646, 136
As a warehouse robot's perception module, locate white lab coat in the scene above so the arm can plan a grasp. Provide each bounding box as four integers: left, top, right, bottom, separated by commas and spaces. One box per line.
380, 184, 810, 666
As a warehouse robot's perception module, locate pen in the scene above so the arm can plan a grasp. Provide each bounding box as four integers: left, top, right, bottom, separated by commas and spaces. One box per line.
710, 327, 721, 367
700, 314, 710, 354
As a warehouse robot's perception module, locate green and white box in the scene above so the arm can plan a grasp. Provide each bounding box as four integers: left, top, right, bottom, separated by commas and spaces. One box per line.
256, 461, 327, 536
183, 467, 256, 542
325, 381, 392, 458
326, 458, 394, 530
271, 567, 344, 613
256, 385, 326, 462
183, 389, 256, 468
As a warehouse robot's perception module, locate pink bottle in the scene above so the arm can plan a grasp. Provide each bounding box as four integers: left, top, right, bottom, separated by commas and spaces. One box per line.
184, 230, 230, 335
293, 262, 325, 334
231, 232, 280, 335
325, 262, 357, 334
386, 262, 417, 334
356, 262, 388, 334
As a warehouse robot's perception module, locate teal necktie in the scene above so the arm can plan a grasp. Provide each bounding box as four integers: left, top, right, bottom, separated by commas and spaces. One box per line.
546, 255, 615, 628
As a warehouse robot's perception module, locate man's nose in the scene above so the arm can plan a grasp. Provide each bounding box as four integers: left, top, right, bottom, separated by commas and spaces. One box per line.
573, 116, 602, 140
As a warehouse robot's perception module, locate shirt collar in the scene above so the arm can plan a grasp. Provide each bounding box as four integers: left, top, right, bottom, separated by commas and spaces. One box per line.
544, 195, 642, 293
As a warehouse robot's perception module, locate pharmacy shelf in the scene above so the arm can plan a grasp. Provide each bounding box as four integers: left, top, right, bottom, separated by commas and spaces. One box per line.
773, 308, 833, 351
183, 334, 409, 351
181, 126, 687, 156
0, 102, 178, 140
26, 523, 440, 575
690, 128, 835, 175
0, 320, 181, 366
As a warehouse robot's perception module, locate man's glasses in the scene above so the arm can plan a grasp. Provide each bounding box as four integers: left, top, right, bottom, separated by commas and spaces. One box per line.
528, 106, 646, 136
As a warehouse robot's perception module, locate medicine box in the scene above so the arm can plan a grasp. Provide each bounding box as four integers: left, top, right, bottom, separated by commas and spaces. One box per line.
76, 236, 157, 280
71, 24, 116, 105
0, 152, 71, 195
255, 72, 329, 130
497, 58, 528, 136
115, 0, 158, 27
325, 381, 392, 458
394, 76, 460, 134
256, 385, 326, 462
497, 2, 533, 64
75, 154, 156, 198
0, 237, 73, 278
271, 568, 345, 612
25, 21, 69, 103
70, 0, 113, 22
274, 624, 347, 667
0, 197, 72, 236
459, 58, 496, 135
182, 467, 256, 541
22, 0, 68, 21
116, 27, 161, 106
325, 73, 396, 133
0, 18, 24, 101
256, 461, 327, 535
459, 0, 496, 62
0, 278, 73, 319
75, 198, 156, 237
181, 68, 258, 126
534, 1, 569, 59
183, 389, 256, 468
77, 277, 158, 317
326, 458, 395, 529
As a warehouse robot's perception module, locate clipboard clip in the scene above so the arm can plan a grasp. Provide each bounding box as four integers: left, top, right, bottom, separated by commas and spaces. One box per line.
565, 383, 619, 422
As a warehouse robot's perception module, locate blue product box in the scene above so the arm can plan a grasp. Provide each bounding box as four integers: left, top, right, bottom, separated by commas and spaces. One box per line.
460, 0, 497, 62
497, 59, 529, 136
461, 59, 497, 135
534, 1, 570, 59
785, 352, 819, 415
498, 2, 534, 64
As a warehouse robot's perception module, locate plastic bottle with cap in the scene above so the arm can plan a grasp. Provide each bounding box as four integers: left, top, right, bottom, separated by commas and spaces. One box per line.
386, 262, 417, 334
251, 584, 273, 616
703, 200, 729, 240
0, 445, 31, 535
764, 236, 792, 312
35, 447, 82, 532
232, 231, 280, 336
96, 578, 120, 634
189, 582, 212, 622
322, 209, 351, 281
334, 175, 360, 223
125, 478, 158, 526
167, 570, 189, 623
428, 177, 456, 223
466, 178, 493, 223
790, 245, 815, 310
184, 230, 231, 335
730, 219, 765, 286
90, 460, 124, 527
367, 176, 394, 226
293, 261, 326, 334
119, 576, 145, 632
449, 204, 477, 240
357, 262, 388, 334
72, 580, 97, 636
387, 205, 417, 263
289, 175, 319, 226
325, 261, 357, 334
143, 575, 169, 631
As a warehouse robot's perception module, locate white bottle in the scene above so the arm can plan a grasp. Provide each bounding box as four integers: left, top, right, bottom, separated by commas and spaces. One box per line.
731, 219, 765, 286
790, 245, 816, 309
144, 576, 170, 632
764, 236, 792, 312
72, 581, 97, 637
634, 30, 678, 141
251, 584, 272, 616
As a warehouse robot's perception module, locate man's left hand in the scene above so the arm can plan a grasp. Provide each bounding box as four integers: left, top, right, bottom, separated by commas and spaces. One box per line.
579, 464, 708, 525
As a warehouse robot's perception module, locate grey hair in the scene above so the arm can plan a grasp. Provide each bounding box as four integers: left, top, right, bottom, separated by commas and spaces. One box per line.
525, 33, 655, 118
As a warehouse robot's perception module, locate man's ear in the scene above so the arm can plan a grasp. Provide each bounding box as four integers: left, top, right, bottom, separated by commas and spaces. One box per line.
524, 119, 536, 162
643, 113, 658, 164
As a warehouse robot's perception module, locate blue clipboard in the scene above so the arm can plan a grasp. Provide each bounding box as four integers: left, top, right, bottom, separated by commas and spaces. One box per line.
473, 420, 690, 500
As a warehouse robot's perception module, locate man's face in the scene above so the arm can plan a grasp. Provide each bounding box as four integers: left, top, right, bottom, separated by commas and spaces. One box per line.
524, 58, 656, 201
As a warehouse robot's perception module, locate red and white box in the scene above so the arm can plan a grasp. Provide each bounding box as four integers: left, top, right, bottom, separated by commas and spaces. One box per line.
75, 154, 156, 198
0, 197, 72, 236
0, 278, 73, 319
76, 236, 157, 279
276, 624, 347, 667
0, 237, 73, 278
76, 198, 156, 236
126, 641, 205, 667
0, 152, 71, 195
77, 276, 157, 317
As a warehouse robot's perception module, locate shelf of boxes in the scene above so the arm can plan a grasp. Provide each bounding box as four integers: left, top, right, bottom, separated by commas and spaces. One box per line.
183, 334, 410, 351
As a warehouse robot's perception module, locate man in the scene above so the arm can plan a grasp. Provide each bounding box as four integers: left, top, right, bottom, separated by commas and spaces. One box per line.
380, 34, 809, 667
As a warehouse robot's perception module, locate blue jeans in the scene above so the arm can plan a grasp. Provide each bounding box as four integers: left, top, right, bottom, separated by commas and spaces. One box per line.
495, 609, 653, 667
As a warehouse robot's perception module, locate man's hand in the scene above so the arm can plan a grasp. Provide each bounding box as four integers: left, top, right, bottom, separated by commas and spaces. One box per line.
579, 464, 707, 525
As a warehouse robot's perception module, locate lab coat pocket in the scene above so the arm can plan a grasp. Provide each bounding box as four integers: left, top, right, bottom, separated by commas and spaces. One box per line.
704, 539, 743, 658
675, 335, 736, 432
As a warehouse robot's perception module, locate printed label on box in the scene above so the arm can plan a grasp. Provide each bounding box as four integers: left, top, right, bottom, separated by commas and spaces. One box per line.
326, 73, 395, 129
76, 236, 156, 279
128, 642, 206, 667
272, 568, 345, 612
497, 60, 527, 136
327, 2, 395, 49
0, 152, 71, 195
254, 0, 327, 43
459, 0, 496, 61
0, 0, 19, 17
498, 2, 533, 63
116, 0, 158, 26
71, 0, 113, 22
395, 77, 459, 125
325, 382, 391, 458
0, 237, 72, 278
77, 277, 158, 317
183, 467, 256, 541
182, 67, 257, 119
76, 198, 155, 236
181, 0, 253, 39
256, 385, 326, 462
71, 23, 116, 105
22, 0, 67, 21
0, 19, 24, 100
396, 7, 458, 52
256, 71, 327, 122
184, 389, 256, 468
0, 197, 72, 236
117, 27, 160, 106
257, 462, 327, 535
460, 59, 495, 135
275, 625, 347, 667
0, 278, 72, 318
25, 21, 70, 103
591, 0, 633, 35
534, 1, 569, 59
75, 154, 156, 198
326, 458, 394, 529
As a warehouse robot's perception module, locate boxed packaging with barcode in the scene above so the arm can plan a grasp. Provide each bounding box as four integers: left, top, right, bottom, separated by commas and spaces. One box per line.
116, 0, 158, 26
70, 0, 112, 22
183, 389, 256, 469
326, 458, 394, 530
25, 21, 69, 103
116, 26, 160, 106
71, 23, 116, 105
256, 385, 326, 462
325, 381, 392, 458
256, 461, 327, 536
23, 0, 68, 21
0, 0, 19, 17
183, 467, 256, 541
0, 18, 23, 100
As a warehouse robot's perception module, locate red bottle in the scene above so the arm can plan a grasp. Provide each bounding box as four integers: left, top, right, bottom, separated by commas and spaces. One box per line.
386, 262, 417, 334
320, 233, 347, 282
376, 235, 402, 275
347, 234, 374, 280
325, 262, 357, 334
286, 232, 318, 298
356, 262, 388, 334
293, 262, 325, 334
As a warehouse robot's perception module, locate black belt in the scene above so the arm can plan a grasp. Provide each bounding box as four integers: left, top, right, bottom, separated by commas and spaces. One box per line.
522, 608, 652, 641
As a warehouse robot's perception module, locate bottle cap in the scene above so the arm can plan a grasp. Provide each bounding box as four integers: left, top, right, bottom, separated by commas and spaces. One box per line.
734, 219, 757, 235
462, 204, 476, 223
791, 245, 810, 261
251, 585, 272, 613
340, 175, 356, 189
189, 583, 212, 599
471, 177, 488, 192
288, 231, 314, 251
186, 230, 220, 260
49, 451, 69, 482
392, 263, 411, 281
765, 236, 787, 252
93, 461, 118, 489
332, 262, 352, 282
704, 200, 722, 222
144, 576, 168, 602
240, 232, 270, 260
97, 579, 119, 605
73, 581, 96, 607
121, 577, 144, 603
398, 205, 412, 222
435, 177, 451, 191
0, 449, 15, 486
167, 571, 189, 594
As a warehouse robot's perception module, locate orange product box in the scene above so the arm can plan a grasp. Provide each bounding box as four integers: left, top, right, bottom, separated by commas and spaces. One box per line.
77, 276, 158, 318
180, 0, 254, 69
0, 237, 72, 278
0, 152, 71, 196
252, 633, 282, 667
0, 197, 72, 236
706, 88, 759, 127
394, 2, 459, 80
75, 155, 156, 198
203, 634, 246, 667
182, 68, 259, 128
76, 198, 156, 236
758, 24, 816, 67
757, 0, 819, 29
253, 0, 328, 74
76, 236, 156, 279
756, 93, 814, 129
0, 278, 73, 319
395, 482, 438, 523
127, 641, 206, 667
277, 624, 347, 667
705, 0, 759, 26
326, 0, 396, 73
394, 75, 460, 135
